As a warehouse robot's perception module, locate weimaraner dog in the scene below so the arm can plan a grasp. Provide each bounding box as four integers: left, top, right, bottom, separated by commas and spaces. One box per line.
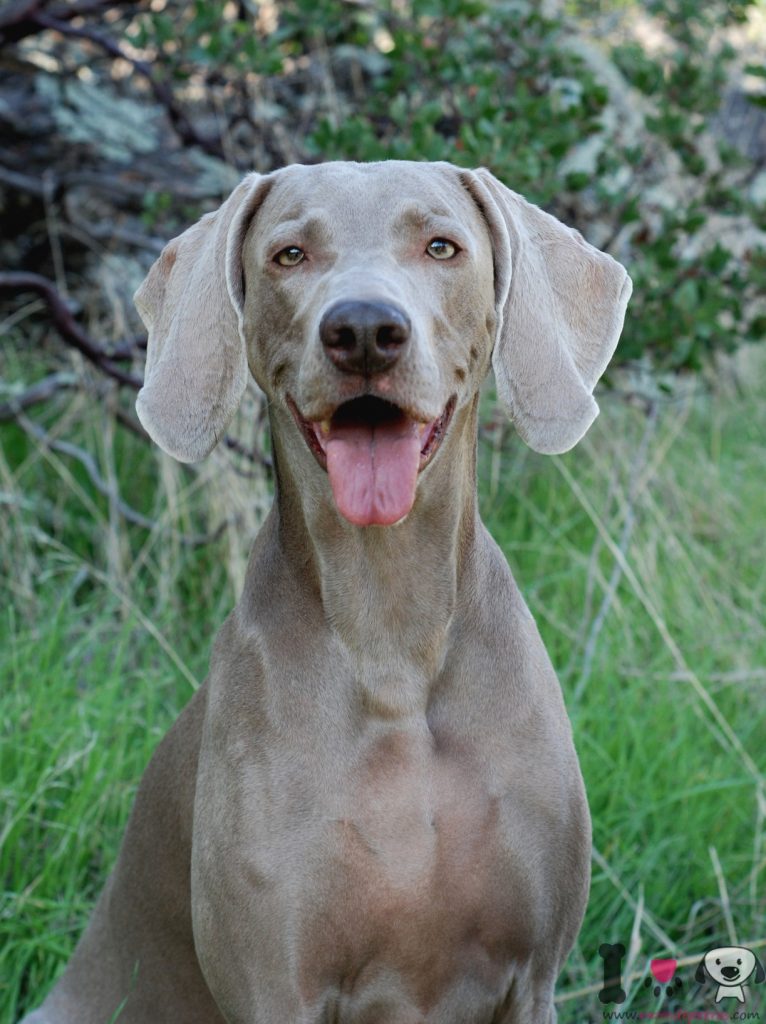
23, 160, 631, 1024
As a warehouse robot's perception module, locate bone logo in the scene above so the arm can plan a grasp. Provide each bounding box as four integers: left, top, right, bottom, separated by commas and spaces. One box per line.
695, 945, 765, 1004
598, 943, 627, 1004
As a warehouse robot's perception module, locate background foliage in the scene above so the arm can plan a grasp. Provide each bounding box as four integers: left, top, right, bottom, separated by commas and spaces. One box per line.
1, 1, 765, 1021
4, 0, 766, 372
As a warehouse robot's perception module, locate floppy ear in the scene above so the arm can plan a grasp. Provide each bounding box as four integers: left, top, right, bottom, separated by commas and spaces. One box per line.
462, 168, 632, 455
695, 958, 709, 984
754, 954, 765, 983
134, 172, 271, 462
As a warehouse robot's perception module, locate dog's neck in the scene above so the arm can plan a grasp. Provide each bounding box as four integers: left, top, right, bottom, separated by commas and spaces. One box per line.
262, 397, 481, 714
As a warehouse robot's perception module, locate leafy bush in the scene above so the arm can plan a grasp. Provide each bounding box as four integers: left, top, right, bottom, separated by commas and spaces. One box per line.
4, 0, 765, 374
128, 0, 765, 374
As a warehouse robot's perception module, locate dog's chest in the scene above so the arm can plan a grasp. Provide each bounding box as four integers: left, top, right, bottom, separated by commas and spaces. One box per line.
292, 727, 532, 1014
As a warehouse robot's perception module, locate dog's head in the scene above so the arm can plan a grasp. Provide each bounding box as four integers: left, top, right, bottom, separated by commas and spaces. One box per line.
695, 946, 764, 987
134, 161, 631, 526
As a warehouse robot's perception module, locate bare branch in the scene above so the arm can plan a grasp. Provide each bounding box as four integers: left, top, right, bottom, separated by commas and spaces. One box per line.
0, 371, 78, 422
0, 0, 141, 47
0, 274, 271, 471
0, 165, 46, 197
223, 434, 273, 471
17, 411, 231, 546
0, 272, 143, 388
31, 11, 225, 159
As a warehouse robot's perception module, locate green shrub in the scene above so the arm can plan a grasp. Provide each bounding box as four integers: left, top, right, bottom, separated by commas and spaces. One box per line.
128, 0, 765, 374
12, 0, 766, 373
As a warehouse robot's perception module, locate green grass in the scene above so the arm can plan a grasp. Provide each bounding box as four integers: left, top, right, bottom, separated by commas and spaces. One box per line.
2, 354, 765, 1022
482, 356, 766, 1018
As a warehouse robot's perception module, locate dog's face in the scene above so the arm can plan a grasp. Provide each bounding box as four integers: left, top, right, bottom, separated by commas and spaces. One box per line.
134, 160, 631, 527
700, 947, 760, 987
241, 162, 495, 525
244, 161, 496, 418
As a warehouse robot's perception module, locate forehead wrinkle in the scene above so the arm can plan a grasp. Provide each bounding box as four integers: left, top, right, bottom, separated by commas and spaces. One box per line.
396, 204, 455, 229
392, 205, 475, 248
268, 214, 332, 248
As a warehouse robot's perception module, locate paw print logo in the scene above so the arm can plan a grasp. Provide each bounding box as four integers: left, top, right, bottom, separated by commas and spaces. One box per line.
644, 958, 683, 999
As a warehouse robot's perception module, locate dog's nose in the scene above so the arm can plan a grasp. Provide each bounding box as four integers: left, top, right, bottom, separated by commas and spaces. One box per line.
721, 965, 740, 979
320, 300, 411, 376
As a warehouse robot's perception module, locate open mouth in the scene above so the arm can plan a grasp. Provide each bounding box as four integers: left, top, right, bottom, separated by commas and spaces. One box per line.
288, 394, 456, 527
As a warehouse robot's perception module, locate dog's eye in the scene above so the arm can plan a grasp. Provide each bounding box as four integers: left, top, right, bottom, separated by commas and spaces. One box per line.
716, 959, 721, 965
737, 959, 742, 964
426, 238, 459, 260
275, 246, 305, 267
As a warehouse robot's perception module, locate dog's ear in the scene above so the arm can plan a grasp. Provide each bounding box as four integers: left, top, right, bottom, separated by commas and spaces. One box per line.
695, 958, 709, 984
462, 168, 632, 455
134, 172, 272, 462
754, 953, 765, 983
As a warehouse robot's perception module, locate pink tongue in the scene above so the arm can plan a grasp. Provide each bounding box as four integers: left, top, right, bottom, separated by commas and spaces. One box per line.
325, 415, 421, 526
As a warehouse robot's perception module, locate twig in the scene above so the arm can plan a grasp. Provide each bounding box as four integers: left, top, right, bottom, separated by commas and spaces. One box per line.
0, 273, 271, 469
37, 531, 201, 691
622, 667, 766, 684
0, 0, 138, 44
58, 169, 222, 202
0, 371, 78, 421
33, 11, 225, 159
109, 335, 147, 359
223, 433, 273, 471
0, 272, 143, 388
0, 164, 213, 205
42, 168, 67, 298
113, 405, 149, 441
0, 165, 46, 197
17, 412, 230, 545
18, 411, 154, 528
63, 191, 166, 252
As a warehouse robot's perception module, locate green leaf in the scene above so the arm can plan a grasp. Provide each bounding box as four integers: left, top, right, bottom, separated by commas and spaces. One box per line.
675, 278, 699, 313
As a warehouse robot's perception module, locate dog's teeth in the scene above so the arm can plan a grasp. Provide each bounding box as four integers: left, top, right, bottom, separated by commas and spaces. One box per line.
418, 423, 428, 435
320, 421, 330, 435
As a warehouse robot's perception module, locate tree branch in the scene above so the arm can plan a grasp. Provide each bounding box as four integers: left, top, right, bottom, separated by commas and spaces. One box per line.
31, 11, 225, 159
0, 273, 271, 471
17, 411, 232, 545
0, 0, 140, 48
0, 371, 78, 422
0, 272, 144, 388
